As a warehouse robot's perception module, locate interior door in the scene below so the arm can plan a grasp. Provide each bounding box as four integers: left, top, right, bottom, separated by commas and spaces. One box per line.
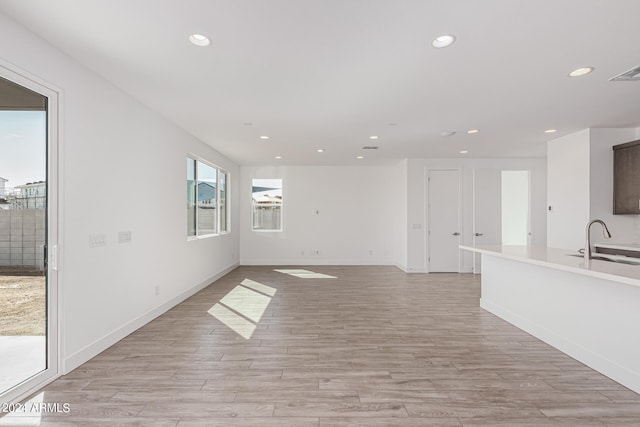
0, 66, 59, 403
428, 169, 460, 272
472, 169, 502, 273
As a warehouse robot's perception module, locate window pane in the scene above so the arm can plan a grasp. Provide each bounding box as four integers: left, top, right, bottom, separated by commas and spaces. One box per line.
219, 171, 228, 233
186, 158, 196, 236
197, 161, 217, 236
252, 178, 282, 231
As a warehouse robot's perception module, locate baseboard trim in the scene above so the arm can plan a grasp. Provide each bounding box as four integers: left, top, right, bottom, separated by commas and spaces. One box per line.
63, 263, 238, 374
404, 266, 428, 273
394, 263, 408, 273
240, 258, 394, 266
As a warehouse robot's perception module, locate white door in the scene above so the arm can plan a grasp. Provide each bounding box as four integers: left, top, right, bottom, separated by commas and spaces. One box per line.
428, 169, 460, 272
472, 169, 502, 273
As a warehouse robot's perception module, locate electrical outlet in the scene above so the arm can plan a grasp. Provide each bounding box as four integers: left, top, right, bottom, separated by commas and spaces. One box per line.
313, 249, 321, 255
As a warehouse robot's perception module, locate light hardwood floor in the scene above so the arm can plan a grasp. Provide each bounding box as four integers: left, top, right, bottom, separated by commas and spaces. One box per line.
5, 266, 640, 426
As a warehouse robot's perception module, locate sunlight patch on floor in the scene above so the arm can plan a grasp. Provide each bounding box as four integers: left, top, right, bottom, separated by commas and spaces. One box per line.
274, 269, 337, 279
207, 279, 277, 340
241, 278, 277, 296
207, 303, 256, 340
219, 285, 271, 323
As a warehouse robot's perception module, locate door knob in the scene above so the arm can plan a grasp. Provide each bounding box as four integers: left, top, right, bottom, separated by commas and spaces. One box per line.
474, 233, 483, 236
452, 232, 460, 236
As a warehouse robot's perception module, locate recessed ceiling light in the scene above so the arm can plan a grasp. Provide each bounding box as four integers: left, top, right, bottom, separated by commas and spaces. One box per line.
440, 131, 456, 137
317, 149, 325, 153
432, 34, 456, 48
369, 135, 379, 140
544, 129, 558, 133
356, 156, 364, 159
459, 150, 469, 154
189, 34, 211, 47
259, 135, 269, 140
274, 156, 282, 159
467, 129, 479, 134
568, 67, 594, 77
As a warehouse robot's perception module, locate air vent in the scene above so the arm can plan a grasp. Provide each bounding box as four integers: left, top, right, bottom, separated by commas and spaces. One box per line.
609, 65, 640, 81
362, 146, 379, 150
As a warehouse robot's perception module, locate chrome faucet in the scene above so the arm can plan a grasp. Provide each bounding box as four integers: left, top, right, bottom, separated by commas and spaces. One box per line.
584, 219, 612, 264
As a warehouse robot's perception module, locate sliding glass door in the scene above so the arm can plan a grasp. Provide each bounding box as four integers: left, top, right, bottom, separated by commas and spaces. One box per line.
0, 67, 59, 403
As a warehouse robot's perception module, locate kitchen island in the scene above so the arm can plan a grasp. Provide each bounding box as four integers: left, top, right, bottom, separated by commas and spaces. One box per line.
461, 245, 640, 394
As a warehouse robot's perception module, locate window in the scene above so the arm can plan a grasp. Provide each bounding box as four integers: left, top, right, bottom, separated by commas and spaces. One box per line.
219, 171, 228, 233
187, 157, 229, 237
187, 158, 196, 236
252, 178, 282, 231
197, 162, 217, 236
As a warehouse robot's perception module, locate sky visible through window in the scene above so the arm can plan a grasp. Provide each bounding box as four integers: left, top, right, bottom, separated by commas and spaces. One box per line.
0, 111, 46, 187
252, 178, 282, 199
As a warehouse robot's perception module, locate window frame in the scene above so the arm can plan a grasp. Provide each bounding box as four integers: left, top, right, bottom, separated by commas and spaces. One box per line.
218, 170, 229, 234
251, 178, 283, 233
187, 155, 230, 239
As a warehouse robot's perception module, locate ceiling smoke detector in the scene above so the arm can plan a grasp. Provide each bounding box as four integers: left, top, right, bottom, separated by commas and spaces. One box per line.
609, 65, 640, 81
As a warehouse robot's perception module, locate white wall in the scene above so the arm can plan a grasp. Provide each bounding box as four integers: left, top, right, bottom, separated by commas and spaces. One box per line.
0, 13, 239, 373
394, 160, 408, 270
240, 165, 399, 265
501, 171, 529, 245
547, 128, 640, 250
406, 158, 547, 273
547, 129, 591, 249
240, 158, 547, 272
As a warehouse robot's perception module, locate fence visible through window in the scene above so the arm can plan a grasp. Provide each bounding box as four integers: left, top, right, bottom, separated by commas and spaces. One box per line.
0, 184, 46, 272
252, 178, 282, 231
252, 203, 281, 230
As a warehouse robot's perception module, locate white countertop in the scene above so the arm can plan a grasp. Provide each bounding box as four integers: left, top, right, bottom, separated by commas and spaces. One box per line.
460, 245, 640, 287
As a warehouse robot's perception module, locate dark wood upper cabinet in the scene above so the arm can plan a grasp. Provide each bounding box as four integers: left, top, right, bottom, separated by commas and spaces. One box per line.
613, 139, 640, 215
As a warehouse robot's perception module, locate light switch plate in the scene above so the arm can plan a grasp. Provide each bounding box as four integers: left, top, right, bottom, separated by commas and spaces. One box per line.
89, 234, 106, 247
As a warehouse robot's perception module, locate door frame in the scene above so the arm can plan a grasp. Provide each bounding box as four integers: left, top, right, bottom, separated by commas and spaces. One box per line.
471, 168, 502, 274
425, 168, 462, 273
0, 61, 64, 404
472, 168, 533, 274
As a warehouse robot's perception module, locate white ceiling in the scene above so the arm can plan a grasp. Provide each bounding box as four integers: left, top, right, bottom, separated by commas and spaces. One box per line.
1, 0, 640, 165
